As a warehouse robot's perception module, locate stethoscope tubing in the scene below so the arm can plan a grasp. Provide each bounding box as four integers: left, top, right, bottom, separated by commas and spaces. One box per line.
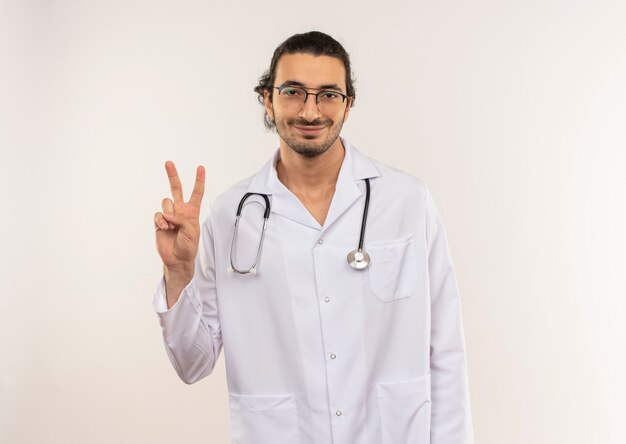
229, 179, 371, 274
229, 193, 271, 274
357, 178, 370, 251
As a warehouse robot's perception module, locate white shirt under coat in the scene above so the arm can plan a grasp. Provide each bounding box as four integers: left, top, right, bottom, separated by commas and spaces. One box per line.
153, 139, 474, 444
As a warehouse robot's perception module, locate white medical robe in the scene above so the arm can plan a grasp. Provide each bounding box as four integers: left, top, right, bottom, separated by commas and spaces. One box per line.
153, 139, 474, 444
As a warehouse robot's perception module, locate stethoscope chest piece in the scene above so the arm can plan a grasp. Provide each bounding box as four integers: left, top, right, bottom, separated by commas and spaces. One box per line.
347, 248, 370, 270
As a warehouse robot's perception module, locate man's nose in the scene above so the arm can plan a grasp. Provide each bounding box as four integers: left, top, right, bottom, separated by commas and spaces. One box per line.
298, 93, 322, 121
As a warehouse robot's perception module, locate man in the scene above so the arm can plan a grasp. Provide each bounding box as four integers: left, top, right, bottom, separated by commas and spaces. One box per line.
153, 31, 473, 444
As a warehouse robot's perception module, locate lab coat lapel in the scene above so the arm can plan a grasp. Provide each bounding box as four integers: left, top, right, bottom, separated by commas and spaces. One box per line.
319, 147, 360, 233
270, 185, 322, 229
321, 139, 381, 233
246, 152, 322, 230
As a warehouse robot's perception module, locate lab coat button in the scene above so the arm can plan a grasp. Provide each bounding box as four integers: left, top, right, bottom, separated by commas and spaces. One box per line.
330, 353, 336, 359
335, 410, 342, 416
324, 297, 330, 302
317, 239, 324, 245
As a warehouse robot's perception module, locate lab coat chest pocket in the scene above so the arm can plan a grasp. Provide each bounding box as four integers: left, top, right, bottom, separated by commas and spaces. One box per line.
367, 236, 418, 302
377, 374, 431, 444
229, 392, 299, 444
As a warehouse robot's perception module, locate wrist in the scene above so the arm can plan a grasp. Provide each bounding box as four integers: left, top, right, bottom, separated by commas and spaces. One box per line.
163, 264, 194, 287
163, 265, 194, 310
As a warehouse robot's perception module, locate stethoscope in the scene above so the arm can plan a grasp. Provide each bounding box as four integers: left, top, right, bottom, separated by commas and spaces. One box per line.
228, 178, 371, 274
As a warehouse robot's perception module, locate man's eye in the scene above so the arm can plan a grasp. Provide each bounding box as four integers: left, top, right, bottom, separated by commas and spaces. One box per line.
320, 91, 340, 100
282, 88, 303, 96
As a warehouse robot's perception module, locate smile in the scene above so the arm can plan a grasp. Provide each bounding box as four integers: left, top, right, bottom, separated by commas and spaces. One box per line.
293, 125, 326, 136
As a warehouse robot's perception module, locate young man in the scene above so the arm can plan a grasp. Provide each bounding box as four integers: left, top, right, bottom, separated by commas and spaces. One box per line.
153, 31, 473, 444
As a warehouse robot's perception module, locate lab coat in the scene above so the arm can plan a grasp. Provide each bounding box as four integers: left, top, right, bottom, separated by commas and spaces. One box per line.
153, 139, 474, 444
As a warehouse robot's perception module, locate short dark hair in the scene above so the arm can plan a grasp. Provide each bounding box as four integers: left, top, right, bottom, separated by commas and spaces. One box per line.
254, 31, 356, 130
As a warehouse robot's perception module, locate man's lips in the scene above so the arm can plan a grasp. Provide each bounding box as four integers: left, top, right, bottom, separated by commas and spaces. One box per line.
293, 125, 326, 135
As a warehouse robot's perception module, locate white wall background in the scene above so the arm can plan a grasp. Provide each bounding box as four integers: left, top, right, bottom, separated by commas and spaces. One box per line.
2, 0, 625, 443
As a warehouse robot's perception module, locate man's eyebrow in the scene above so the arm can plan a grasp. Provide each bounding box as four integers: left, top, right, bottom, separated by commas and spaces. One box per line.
318, 83, 343, 91
278, 80, 344, 92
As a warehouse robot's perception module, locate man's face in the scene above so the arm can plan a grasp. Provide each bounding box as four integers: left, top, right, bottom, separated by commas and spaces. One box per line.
264, 53, 352, 158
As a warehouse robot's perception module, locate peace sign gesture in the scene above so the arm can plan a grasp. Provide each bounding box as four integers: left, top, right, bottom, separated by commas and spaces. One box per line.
154, 161, 205, 296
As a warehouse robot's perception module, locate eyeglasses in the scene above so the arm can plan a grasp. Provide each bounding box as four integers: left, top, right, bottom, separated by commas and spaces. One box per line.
273, 85, 351, 113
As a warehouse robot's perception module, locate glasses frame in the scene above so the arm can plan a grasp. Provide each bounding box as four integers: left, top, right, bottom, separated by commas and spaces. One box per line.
272, 85, 352, 108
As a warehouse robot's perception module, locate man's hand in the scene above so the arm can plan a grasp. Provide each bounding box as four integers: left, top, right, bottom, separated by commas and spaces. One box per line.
154, 161, 205, 308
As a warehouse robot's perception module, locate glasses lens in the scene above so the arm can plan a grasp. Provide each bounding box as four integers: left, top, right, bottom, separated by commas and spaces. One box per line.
317, 90, 345, 113
277, 87, 305, 110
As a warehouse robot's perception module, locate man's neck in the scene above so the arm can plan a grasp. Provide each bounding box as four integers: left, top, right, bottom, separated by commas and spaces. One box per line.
276, 139, 345, 197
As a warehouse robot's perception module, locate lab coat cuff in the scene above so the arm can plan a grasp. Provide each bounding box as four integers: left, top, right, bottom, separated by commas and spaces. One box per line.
152, 276, 200, 314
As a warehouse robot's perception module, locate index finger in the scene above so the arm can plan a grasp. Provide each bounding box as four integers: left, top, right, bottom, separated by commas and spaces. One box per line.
188, 165, 205, 208
165, 161, 184, 202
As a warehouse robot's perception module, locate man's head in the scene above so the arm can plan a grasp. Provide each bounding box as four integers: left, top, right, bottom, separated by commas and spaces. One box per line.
254, 31, 356, 158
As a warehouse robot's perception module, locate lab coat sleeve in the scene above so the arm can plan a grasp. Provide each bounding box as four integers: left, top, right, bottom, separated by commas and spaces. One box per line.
425, 186, 474, 444
152, 209, 222, 384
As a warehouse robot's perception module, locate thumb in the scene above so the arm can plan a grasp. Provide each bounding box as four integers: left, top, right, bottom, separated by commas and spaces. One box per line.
161, 199, 191, 227
162, 210, 189, 227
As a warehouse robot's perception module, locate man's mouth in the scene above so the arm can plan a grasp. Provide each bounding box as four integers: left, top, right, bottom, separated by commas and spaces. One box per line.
292, 125, 326, 136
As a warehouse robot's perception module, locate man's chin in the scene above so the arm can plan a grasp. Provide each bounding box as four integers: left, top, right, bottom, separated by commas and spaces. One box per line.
288, 142, 329, 158
277, 123, 342, 158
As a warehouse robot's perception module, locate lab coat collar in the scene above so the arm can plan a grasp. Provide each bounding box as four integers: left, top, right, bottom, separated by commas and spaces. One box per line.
246, 137, 380, 231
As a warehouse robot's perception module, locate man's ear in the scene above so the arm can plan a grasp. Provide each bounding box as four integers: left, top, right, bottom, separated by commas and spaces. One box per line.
342, 96, 353, 122
264, 90, 274, 122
